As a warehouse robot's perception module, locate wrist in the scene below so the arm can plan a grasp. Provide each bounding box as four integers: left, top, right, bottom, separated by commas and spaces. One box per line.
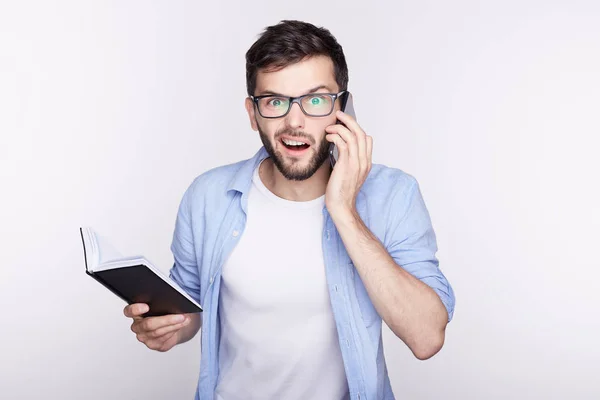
328, 205, 358, 224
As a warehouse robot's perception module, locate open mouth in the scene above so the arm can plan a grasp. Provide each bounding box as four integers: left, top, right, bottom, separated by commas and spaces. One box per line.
280, 138, 310, 151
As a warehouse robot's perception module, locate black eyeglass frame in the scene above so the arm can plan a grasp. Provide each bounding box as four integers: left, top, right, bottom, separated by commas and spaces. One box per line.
250, 90, 348, 118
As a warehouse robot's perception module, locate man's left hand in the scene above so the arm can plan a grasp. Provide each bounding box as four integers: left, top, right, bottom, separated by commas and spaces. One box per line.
324, 110, 373, 217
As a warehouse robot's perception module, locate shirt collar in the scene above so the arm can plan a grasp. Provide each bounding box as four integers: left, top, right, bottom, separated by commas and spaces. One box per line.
227, 146, 269, 195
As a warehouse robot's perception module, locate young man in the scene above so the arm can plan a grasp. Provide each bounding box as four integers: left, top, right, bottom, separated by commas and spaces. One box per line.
124, 20, 455, 400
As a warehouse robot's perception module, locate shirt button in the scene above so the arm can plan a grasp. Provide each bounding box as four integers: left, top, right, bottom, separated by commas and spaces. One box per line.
346, 339, 350, 348
232, 230, 239, 237
210, 276, 214, 284
326, 230, 330, 240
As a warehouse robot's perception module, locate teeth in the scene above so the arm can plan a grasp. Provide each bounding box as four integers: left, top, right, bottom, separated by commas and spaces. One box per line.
282, 138, 307, 146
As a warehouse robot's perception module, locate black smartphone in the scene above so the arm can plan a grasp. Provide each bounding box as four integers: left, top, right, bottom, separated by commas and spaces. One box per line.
329, 91, 356, 168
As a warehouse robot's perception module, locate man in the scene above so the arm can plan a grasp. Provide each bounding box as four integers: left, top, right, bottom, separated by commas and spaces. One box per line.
124, 20, 455, 400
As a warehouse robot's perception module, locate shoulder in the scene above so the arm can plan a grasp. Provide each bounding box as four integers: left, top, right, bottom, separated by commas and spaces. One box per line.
360, 164, 434, 243
184, 158, 248, 200
362, 163, 420, 201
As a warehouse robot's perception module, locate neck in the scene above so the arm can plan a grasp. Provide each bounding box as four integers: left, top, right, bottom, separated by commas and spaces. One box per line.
259, 158, 331, 202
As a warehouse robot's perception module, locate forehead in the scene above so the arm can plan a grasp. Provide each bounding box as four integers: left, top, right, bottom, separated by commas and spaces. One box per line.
255, 55, 338, 96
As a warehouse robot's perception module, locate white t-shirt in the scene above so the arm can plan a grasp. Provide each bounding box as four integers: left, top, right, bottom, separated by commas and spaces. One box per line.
214, 160, 349, 400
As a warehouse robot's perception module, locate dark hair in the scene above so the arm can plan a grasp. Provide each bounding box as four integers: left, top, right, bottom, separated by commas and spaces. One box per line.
245, 20, 349, 97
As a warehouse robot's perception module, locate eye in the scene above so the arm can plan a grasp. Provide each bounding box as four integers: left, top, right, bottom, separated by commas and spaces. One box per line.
267, 97, 287, 108
306, 95, 331, 106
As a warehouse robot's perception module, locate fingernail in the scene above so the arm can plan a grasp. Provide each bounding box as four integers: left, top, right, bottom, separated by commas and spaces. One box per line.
141, 305, 149, 313
177, 315, 185, 323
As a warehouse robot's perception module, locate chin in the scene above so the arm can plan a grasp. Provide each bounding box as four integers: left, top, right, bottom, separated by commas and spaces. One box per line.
259, 129, 329, 181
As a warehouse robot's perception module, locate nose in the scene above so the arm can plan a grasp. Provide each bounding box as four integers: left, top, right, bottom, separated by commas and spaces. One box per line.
284, 102, 305, 130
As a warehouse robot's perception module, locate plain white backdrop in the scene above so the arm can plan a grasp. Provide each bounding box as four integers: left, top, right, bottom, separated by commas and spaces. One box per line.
1, 0, 599, 399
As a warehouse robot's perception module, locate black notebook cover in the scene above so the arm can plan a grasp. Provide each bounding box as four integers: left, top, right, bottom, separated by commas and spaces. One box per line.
87, 266, 202, 317
81, 228, 202, 317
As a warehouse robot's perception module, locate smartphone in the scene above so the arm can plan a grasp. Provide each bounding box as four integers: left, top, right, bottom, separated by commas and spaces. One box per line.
329, 91, 356, 168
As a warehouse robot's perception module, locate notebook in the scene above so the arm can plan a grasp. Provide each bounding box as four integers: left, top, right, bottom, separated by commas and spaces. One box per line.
80, 226, 202, 317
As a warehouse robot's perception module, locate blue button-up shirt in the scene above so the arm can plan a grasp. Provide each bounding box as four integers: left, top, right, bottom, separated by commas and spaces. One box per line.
169, 146, 455, 400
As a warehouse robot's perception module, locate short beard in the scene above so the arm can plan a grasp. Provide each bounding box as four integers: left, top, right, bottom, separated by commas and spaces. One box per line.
258, 124, 330, 181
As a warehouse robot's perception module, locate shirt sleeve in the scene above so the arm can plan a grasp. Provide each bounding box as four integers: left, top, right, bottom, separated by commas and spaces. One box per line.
168, 184, 202, 304
385, 177, 456, 322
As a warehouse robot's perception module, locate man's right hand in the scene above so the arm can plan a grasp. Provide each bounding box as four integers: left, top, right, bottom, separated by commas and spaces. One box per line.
124, 303, 192, 352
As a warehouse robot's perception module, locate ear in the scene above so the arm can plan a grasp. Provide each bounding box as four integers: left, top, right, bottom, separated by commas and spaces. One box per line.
245, 97, 258, 131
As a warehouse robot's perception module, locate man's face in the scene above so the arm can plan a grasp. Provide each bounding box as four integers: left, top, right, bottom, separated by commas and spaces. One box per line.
245, 55, 340, 181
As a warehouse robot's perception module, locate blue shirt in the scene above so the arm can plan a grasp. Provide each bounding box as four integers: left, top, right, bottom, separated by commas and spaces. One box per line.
169, 146, 455, 400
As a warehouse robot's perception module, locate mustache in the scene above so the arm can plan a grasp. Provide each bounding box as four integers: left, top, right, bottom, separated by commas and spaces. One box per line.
274, 129, 315, 145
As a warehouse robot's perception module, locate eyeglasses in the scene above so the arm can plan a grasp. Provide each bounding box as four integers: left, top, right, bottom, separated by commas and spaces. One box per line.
250, 91, 347, 118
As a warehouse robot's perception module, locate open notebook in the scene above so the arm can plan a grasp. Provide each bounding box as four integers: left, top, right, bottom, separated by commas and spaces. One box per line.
80, 226, 202, 317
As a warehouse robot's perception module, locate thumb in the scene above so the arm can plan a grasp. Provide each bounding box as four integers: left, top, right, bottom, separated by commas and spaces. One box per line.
124, 303, 149, 319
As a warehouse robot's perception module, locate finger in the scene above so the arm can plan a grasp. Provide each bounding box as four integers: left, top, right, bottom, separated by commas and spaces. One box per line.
136, 332, 147, 343
325, 133, 349, 164
334, 109, 358, 130
146, 318, 190, 339
146, 331, 177, 352
336, 111, 367, 172
124, 303, 149, 319
130, 318, 149, 334
335, 110, 366, 142
140, 314, 187, 333
325, 123, 356, 146
325, 124, 357, 168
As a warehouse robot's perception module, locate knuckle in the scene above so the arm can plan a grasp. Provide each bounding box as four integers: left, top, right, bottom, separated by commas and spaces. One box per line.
149, 329, 162, 338
147, 341, 160, 351
139, 321, 150, 333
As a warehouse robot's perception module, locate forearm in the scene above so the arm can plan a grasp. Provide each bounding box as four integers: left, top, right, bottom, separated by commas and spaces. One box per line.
176, 313, 202, 345
331, 208, 448, 360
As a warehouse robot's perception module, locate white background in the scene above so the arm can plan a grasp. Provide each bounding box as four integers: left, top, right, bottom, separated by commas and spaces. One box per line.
1, 1, 599, 399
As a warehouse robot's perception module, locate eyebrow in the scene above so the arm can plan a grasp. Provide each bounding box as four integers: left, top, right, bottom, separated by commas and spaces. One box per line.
257, 84, 333, 97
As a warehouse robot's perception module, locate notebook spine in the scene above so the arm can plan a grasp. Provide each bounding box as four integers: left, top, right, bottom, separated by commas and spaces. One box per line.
79, 227, 89, 272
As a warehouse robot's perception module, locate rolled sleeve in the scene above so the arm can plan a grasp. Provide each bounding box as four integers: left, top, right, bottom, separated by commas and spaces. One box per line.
386, 177, 455, 322
169, 185, 202, 304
